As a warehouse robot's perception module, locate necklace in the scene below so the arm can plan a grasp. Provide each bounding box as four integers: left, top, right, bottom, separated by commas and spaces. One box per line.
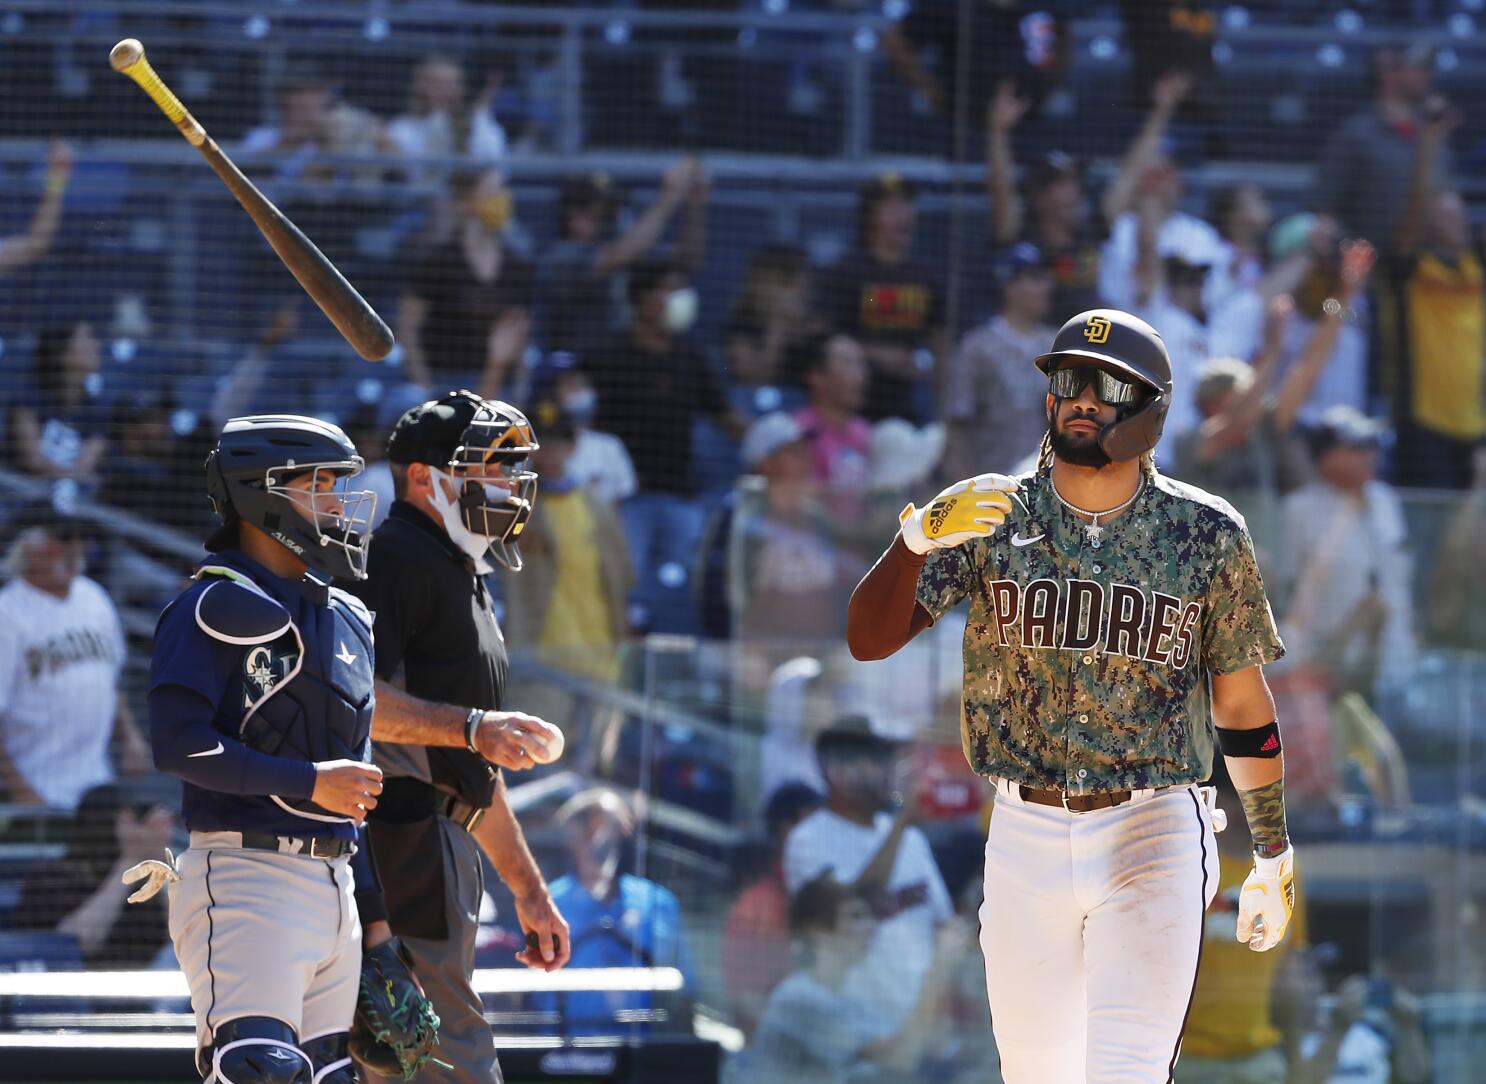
1049, 475, 1144, 548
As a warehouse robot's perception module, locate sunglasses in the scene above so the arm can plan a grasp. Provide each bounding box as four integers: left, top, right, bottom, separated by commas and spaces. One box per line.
1049, 365, 1143, 406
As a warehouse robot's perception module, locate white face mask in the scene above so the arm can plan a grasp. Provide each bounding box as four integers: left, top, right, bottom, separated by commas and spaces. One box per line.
428, 467, 495, 572
664, 286, 699, 333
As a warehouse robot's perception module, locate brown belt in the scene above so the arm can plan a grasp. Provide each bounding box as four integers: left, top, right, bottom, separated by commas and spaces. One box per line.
1017, 784, 1171, 814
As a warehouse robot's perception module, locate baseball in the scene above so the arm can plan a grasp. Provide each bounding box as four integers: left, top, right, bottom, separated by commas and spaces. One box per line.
525, 718, 565, 765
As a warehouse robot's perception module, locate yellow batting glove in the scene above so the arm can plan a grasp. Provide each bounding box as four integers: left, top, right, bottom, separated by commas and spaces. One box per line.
1236, 845, 1296, 952
899, 473, 1018, 555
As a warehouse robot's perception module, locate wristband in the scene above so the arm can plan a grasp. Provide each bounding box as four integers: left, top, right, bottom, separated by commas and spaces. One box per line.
1216, 720, 1282, 759
465, 708, 484, 756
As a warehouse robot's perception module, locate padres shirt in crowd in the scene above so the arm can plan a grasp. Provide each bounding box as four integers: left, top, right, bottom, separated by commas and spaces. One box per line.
915, 468, 1284, 792
0, 573, 123, 808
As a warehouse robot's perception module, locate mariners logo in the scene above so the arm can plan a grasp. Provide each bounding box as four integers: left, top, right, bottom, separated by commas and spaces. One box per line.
243, 639, 299, 706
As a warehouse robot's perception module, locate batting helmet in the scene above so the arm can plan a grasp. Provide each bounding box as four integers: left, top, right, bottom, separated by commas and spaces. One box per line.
387, 390, 540, 572
205, 415, 376, 580
1033, 309, 1173, 461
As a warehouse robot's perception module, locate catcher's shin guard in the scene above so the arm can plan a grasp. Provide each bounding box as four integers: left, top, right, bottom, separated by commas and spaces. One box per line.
301, 1032, 355, 1084
202, 1017, 310, 1084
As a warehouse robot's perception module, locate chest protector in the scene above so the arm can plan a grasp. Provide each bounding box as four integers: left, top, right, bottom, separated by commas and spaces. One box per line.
194, 565, 375, 825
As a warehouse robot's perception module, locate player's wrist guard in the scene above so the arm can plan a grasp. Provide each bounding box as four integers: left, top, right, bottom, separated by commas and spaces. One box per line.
1216, 720, 1282, 758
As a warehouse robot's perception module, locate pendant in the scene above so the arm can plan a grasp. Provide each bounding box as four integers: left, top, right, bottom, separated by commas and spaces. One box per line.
1085, 519, 1104, 545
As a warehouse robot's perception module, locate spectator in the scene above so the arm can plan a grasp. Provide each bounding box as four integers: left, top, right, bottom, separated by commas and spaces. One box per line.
10, 783, 174, 968
1132, 228, 1212, 442
540, 789, 696, 1035
724, 413, 864, 644
1429, 442, 1486, 650
1173, 243, 1377, 510
782, 716, 953, 1038
792, 332, 870, 497
239, 65, 390, 184
985, 82, 1103, 323
943, 243, 1056, 479
1383, 97, 1484, 489
1317, 42, 1448, 253
882, 1, 1065, 131
586, 258, 745, 633
722, 782, 824, 1038
398, 167, 533, 390
1172, 766, 1307, 1084
540, 158, 710, 358
500, 403, 633, 682
821, 175, 944, 423
1211, 214, 1372, 426
0, 139, 71, 276
534, 356, 638, 504
1210, 182, 1275, 296
1275, 956, 1432, 1084
726, 242, 820, 388
1117, 2, 1218, 140
387, 54, 507, 168
1278, 408, 1416, 700
0, 499, 148, 809
732, 870, 968, 1084
1100, 71, 1229, 313
7, 321, 108, 484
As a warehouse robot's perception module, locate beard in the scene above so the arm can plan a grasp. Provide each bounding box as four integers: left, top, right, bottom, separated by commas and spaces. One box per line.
1050, 423, 1112, 468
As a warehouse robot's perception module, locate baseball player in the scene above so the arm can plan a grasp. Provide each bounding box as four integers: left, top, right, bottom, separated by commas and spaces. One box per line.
847, 309, 1296, 1083
348, 390, 570, 1084
143, 415, 388, 1084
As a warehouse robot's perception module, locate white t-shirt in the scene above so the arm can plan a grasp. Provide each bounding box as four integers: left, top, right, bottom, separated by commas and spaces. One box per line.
387, 109, 506, 162
569, 429, 638, 504
782, 809, 953, 1033
733, 971, 891, 1084
1133, 294, 1208, 444
1101, 211, 1231, 313
0, 576, 123, 809
1299, 1020, 1391, 1084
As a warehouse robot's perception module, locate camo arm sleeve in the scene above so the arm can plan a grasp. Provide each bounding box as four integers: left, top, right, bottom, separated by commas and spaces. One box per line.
1202, 526, 1286, 675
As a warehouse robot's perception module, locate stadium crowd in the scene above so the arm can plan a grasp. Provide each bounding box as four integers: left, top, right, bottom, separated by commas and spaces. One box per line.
0, 3, 1483, 1081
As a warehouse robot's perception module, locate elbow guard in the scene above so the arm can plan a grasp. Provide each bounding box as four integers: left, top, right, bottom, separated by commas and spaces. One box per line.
1216, 720, 1282, 759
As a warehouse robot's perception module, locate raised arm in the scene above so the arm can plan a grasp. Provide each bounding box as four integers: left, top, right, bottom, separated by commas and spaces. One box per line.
986, 82, 1031, 246
593, 157, 695, 275
0, 141, 71, 275
1102, 71, 1189, 225
1394, 95, 1455, 256
1271, 241, 1375, 433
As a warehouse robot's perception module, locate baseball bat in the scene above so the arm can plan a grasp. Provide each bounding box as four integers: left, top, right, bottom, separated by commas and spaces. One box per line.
109, 38, 395, 362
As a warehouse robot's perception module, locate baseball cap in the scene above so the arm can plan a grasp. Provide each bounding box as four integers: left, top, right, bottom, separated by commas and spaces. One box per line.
1309, 405, 1390, 456
559, 172, 617, 215
859, 171, 916, 206
526, 399, 577, 443
387, 391, 483, 466
1026, 150, 1079, 190
814, 714, 902, 760
998, 241, 1050, 281
1269, 213, 1317, 264
741, 412, 809, 468
6, 490, 87, 549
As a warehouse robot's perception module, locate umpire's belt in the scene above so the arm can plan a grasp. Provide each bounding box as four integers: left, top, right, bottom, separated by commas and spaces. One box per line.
373, 777, 487, 833
1017, 784, 1173, 814
235, 832, 354, 859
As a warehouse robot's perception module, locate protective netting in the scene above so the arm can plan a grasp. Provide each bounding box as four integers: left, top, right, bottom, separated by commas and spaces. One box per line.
2, 3, 1486, 1082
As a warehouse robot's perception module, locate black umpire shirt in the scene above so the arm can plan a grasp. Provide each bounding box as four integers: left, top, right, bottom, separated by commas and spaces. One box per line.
350, 500, 507, 808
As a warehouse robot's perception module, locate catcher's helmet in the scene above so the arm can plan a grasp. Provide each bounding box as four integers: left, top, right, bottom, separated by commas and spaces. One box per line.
387, 390, 540, 571
1033, 309, 1173, 461
205, 415, 376, 580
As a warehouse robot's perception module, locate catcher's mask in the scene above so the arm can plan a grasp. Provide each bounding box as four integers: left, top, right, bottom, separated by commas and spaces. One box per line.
205, 415, 376, 580
391, 390, 540, 571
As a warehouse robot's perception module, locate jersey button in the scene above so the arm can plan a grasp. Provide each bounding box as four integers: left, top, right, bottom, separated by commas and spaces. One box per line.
1092, 564, 1102, 573
1091, 540, 1102, 549
1077, 768, 1089, 779
1078, 714, 1089, 723
1082, 654, 1094, 665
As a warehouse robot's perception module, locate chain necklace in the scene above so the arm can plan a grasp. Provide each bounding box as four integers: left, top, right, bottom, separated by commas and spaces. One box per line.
1049, 474, 1144, 548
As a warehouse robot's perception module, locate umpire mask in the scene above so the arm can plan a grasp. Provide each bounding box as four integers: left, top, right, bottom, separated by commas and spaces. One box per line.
434, 396, 540, 572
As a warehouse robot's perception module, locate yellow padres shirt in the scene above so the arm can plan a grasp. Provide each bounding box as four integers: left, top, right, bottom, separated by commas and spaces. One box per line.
915, 468, 1284, 793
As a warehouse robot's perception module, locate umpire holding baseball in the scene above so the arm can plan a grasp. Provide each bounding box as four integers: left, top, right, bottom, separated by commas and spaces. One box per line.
145, 415, 392, 1084
349, 390, 572, 1084
849, 310, 1296, 1083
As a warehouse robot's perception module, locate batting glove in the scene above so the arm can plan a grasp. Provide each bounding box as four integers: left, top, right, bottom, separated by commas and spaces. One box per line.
1236, 845, 1296, 952
121, 849, 180, 904
899, 474, 1018, 555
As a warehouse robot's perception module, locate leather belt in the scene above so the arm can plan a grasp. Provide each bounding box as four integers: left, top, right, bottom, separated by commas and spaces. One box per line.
375, 777, 486, 834
1017, 784, 1171, 814
237, 832, 354, 859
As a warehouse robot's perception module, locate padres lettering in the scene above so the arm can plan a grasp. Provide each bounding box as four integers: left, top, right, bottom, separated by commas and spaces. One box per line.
982, 577, 1202, 668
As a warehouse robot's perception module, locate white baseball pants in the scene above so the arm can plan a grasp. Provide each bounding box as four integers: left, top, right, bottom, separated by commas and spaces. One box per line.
980, 780, 1219, 1084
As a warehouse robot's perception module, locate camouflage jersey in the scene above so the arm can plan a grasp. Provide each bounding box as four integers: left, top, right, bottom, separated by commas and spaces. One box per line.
916, 467, 1284, 793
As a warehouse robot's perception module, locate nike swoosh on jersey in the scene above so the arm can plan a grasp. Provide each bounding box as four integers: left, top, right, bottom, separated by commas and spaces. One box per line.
335, 641, 358, 665
1010, 532, 1045, 547
187, 742, 225, 758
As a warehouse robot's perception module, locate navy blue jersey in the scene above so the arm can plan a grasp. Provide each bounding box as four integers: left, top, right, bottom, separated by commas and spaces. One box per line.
148, 550, 376, 841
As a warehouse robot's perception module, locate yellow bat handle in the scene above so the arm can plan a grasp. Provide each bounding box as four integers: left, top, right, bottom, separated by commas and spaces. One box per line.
109, 39, 206, 146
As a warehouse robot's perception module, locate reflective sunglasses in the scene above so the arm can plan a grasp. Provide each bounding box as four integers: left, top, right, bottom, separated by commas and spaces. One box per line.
1048, 365, 1142, 406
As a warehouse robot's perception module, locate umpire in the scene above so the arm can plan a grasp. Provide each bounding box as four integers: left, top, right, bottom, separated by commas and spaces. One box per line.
350, 390, 572, 1084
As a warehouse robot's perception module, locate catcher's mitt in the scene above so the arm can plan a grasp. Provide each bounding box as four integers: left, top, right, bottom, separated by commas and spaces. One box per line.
350, 937, 444, 1080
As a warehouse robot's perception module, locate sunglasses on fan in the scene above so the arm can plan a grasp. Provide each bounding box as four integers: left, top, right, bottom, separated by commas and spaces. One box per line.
1048, 365, 1143, 406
